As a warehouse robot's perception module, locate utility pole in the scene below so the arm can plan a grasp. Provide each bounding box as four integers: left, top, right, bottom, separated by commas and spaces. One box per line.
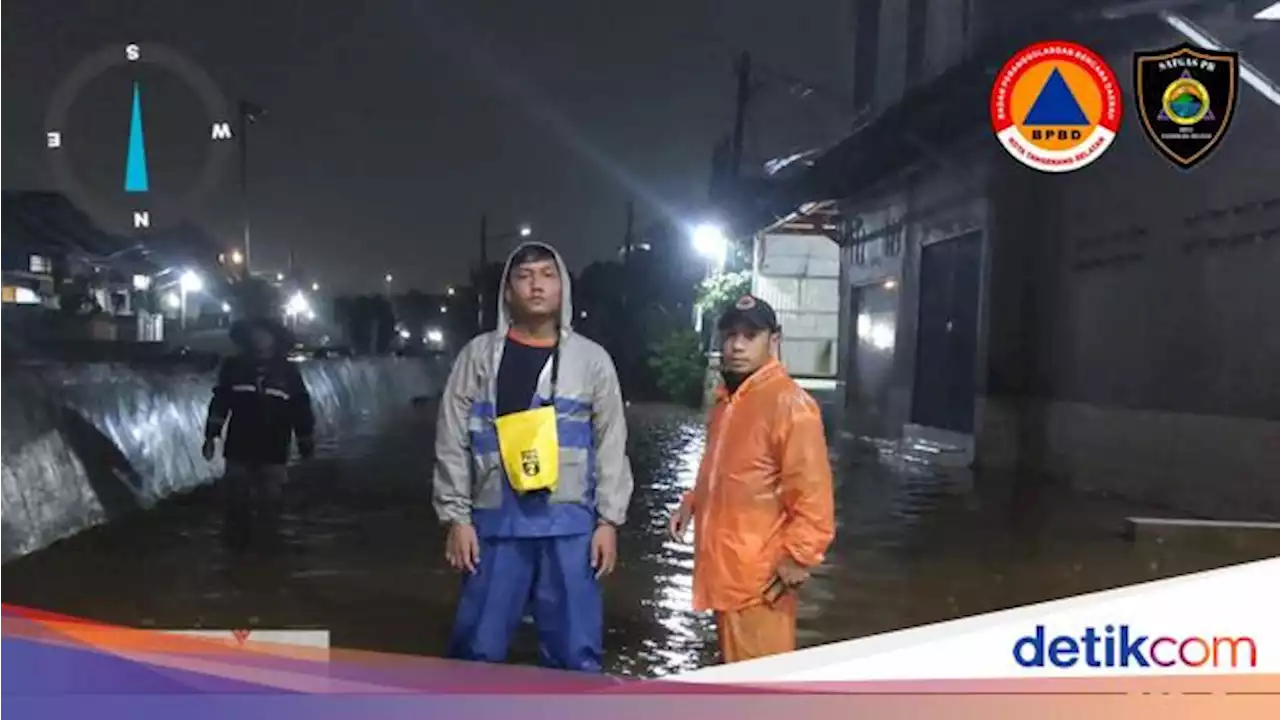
238, 100, 265, 276
620, 200, 635, 388
476, 213, 488, 331
729, 51, 753, 180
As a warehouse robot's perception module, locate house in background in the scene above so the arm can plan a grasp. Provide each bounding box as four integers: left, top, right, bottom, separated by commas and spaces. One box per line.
716, 0, 1280, 519
2, 191, 236, 348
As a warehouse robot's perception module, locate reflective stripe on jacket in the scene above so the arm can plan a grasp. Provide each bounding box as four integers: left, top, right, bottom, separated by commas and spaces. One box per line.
688, 360, 836, 612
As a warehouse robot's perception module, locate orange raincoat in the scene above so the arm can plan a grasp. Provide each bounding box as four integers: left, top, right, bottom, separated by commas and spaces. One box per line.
685, 360, 835, 660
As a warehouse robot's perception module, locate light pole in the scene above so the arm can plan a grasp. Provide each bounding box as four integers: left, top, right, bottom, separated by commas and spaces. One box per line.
179, 270, 203, 331
475, 214, 533, 329
691, 222, 729, 349
238, 100, 266, 274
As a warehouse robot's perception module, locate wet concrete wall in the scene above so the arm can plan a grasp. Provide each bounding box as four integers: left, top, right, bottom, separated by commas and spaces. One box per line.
1, 357, 447, 561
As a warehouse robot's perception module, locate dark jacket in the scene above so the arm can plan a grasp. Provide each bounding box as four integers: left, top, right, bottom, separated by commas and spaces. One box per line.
205, 354, 315, 465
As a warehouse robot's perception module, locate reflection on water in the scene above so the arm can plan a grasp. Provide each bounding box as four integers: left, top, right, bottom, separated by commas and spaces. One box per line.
2, 402, 1269, 677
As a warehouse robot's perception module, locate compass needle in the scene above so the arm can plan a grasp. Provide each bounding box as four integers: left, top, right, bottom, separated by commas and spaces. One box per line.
124, 81, 150, 193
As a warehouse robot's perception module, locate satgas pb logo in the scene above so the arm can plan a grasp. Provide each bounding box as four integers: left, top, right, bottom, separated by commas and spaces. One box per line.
1013, 625, 1258, 670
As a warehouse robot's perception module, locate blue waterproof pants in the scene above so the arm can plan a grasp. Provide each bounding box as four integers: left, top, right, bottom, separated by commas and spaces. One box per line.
447, 532, 602, 672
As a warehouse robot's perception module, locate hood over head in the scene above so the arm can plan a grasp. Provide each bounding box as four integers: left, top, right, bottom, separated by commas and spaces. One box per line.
497, 241, 574, 338
228, 317, 295, 358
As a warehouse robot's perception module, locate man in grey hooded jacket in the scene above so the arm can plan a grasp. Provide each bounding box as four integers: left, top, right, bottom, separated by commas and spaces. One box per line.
433, 241, 634, 672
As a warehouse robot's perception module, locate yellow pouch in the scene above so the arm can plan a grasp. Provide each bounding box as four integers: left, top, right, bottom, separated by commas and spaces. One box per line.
494, 404, 560, 493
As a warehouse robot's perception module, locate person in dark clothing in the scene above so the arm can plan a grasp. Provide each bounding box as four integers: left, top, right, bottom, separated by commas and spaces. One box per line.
203, 319, 315, 551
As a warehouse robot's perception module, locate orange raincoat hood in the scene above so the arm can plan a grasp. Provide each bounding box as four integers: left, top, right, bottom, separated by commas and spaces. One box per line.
688, 360, 836, 612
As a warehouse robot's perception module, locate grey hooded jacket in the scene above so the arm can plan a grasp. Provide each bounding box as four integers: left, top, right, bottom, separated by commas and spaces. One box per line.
431, 241, 635, 533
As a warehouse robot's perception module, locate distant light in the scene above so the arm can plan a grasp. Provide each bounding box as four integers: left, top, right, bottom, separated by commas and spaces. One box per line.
276, 272, 285, 282
164, 292, 181, 309
692, 222, 728, 268
230, 250, 244, 265
311, 282, 320, 292
425, 328, 444, 344
385, 273, 393, 283
398, 328, 411, 340
439, 305, 447, 313
179, 270, 203, 293
285, 291, 311, 317
580, 310, 588, 319
305, 309, 316, 321
1256, 3, 1280, 20
220, 301, 232, 313
519, 224, 532, 237
132, 274, 152, 291
446, 286, 456, 296
884, 279, 898, 290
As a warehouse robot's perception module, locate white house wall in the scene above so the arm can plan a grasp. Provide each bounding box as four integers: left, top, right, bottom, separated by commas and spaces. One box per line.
753, 233, 841, 378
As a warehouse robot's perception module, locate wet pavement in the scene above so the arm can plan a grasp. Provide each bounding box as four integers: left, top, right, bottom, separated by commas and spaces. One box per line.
3, 402, 1271, 677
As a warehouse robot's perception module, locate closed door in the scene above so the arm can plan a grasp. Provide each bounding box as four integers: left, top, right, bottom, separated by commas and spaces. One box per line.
911, 232, 982, 433
846, 281, 898, 436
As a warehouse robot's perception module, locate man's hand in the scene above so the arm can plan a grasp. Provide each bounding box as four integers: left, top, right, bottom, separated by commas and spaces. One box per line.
775, 555, 810, 589
591, 523, 617, 579
201, 438, 217, 461
667, 500, 693, 542
445, 522, 480, 573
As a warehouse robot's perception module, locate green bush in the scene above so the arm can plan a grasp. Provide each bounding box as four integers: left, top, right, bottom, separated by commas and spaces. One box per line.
646, 328, 705, 407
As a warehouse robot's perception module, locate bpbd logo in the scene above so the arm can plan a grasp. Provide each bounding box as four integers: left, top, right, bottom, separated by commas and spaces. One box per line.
1014, 625, 1257, 669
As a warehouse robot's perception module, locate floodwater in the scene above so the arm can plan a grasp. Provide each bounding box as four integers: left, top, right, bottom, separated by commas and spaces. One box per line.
2, 402, 1268, 677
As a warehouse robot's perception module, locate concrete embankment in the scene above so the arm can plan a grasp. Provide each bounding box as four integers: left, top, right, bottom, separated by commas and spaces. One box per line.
1, 356, 446, 561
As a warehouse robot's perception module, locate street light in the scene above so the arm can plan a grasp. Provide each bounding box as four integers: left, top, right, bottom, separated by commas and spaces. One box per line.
692, 222, 729, 271
477, 216, 534, 328
690, 223, 730, 345
177, 270, 203, 330
229, 249, 244, 265
446, 286, 456, 296
284, 291, 312, 329
311, 282, 320, 292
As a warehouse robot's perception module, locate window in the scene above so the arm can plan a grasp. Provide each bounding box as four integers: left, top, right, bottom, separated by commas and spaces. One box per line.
852, 0, 882, 112
29, 254, 52, 274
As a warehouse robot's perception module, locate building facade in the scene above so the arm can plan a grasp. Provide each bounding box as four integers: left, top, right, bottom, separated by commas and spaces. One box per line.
747, 0, 1280, 518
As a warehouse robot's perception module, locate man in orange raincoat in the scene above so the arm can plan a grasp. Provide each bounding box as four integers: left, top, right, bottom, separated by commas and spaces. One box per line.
669, 294, 835, 664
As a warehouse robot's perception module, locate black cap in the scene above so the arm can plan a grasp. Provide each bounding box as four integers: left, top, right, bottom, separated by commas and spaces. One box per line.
717, 294, 779, 332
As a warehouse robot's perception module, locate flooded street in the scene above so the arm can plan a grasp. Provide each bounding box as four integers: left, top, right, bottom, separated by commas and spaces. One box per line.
2, 402, 1267, 677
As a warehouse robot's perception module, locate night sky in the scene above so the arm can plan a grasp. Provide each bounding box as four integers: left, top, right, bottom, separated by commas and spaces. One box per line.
4, 0, 854, 294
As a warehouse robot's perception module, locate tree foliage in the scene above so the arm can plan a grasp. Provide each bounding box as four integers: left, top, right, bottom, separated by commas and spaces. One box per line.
646, 328, 705, 407
695, 270, 751, 317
